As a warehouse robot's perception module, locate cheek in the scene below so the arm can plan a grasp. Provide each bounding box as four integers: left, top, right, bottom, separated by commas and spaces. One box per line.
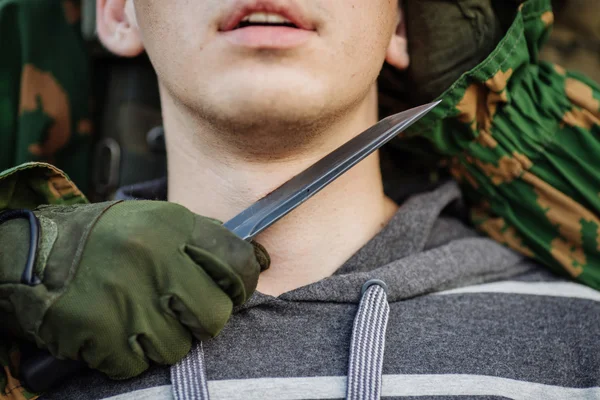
135, 2, 215, 87
135, 0, 214, 54
332, 0, 397, 80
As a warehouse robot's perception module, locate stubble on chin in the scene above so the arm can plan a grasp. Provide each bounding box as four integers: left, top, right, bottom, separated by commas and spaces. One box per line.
180, 91, 365, 162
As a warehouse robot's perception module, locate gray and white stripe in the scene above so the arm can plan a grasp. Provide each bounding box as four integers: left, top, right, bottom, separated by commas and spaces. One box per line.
435, 280, 600, 301
104, 375, 600, 400
171, 342, 210, 400
346, 281, 390, 400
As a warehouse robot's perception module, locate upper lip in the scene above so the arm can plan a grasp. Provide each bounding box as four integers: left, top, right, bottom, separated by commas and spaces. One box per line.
220, 0, 315, 31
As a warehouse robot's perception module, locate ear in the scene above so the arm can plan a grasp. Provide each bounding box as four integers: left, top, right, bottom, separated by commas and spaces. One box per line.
96, 0, 144, 57
385, 4, 410, 70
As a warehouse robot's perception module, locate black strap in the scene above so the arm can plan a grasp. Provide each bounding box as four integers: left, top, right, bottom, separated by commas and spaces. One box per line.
0, 209, 41, 286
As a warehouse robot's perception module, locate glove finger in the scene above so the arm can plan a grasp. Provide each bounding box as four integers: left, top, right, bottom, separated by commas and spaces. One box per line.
79, 336, 150, 380
251, 240, 271, 272
162, 255, 234, 340
128, 311, 192, 366
185, 244, 251, 306
40, 299, 151, 380
189, 217, 265, 303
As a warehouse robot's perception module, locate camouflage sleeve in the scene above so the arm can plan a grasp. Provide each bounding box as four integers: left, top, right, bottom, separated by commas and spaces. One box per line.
0, 162, 88, 210
403, 0, 600, 290
1, 0, 91, 393
0, 162, 87, 398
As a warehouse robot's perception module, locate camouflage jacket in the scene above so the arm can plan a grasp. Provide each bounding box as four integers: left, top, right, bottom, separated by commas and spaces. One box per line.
0, 163, 87, 399
404, 0, 600, 289
1, 1, 92, 396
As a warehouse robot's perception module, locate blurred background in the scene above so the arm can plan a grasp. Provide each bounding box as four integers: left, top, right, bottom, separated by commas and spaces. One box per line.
541, 0, 600, 84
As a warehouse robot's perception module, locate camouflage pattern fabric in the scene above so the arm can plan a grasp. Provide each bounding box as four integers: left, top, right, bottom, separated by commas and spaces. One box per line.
0, 0, 93, 193
0, 162, 88, 210
1, 0, 91, 395
404, 0, 600, 290
0, 163, 86, 399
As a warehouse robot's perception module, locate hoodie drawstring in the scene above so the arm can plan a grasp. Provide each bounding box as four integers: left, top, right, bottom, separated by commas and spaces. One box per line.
346, 280, 390, 400
171, 342, 210, 400
171, 279, 390, 400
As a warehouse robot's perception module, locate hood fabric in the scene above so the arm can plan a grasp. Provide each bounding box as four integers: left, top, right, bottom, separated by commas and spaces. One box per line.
42, 179, 600, 400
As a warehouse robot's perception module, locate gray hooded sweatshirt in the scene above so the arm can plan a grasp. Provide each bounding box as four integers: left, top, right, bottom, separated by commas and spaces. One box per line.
43, 181, 600, 400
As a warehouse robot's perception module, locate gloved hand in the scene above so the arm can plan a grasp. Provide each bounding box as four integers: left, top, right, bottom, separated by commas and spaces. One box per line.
0, 200, 270, 379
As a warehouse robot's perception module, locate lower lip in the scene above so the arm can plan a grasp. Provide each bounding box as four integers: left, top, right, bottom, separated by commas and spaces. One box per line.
222, 26, 314, 49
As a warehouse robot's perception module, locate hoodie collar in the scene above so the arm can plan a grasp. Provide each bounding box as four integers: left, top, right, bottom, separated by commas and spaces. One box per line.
335, 181, 462, 275
278, 181, 531, 304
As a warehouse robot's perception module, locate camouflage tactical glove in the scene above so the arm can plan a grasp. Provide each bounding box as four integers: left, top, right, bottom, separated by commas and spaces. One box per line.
0, 200, 270, 379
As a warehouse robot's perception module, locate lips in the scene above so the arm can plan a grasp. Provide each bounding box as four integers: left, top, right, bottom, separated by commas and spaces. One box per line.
220, 0, 315, 32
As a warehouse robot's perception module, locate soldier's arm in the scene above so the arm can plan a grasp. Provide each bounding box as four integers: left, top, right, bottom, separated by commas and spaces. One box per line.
394, 0, 600, 290
0, 163, 269, 393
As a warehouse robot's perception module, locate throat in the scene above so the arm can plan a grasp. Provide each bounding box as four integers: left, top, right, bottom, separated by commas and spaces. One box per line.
254, 153, 398, 297
163, 83, 389, 297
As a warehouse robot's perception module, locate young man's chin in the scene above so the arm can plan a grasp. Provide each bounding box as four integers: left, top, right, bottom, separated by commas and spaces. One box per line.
174, 69, 330, 119
201, 93, 327, 130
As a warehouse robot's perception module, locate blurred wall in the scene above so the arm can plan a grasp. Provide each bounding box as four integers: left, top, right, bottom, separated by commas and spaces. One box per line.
540, 0, 600, 83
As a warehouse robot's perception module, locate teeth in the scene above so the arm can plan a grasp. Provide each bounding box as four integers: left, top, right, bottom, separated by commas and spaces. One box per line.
242, 12, 292, 24
248, 12, 268, 23
267, 13, 289, 23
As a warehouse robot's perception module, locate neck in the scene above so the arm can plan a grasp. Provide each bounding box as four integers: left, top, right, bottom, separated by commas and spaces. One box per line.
164, 85, 398, 296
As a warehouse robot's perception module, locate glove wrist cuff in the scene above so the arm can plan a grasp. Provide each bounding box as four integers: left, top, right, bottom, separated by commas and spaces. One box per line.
1, 201, 122, 341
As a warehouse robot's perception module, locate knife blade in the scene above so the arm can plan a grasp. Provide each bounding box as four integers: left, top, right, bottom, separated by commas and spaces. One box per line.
224, 100, 441, 240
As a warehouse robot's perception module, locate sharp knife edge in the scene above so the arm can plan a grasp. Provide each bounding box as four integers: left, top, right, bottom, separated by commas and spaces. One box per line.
224, 100, 441, 240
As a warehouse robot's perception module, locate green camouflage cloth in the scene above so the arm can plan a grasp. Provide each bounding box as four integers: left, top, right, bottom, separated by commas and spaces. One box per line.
0, 163, 86, 399
0, 0, 93, 193
0, 162, 88, 210
405, 0, 600, 290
